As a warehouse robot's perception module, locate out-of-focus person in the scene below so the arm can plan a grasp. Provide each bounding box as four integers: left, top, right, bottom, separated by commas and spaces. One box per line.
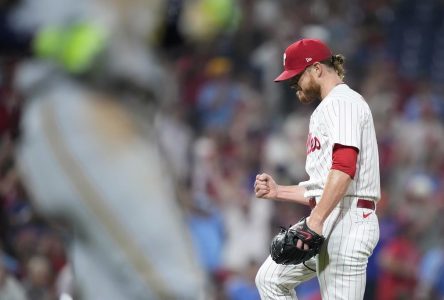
416, 245, 444, 300
376, 216, 421, 300
0, 257, 27, 300
22, 255, 54, 300
8, 0, 231, 299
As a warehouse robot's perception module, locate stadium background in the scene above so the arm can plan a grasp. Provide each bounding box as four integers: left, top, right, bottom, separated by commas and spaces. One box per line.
1, 0, 444, 299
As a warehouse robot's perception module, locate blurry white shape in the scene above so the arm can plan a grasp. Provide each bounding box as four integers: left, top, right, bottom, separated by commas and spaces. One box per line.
407, 174, 434, 199
264, 114, 309, 180
253, 0, 280, 29
223, 197, 272, 271
59, 293, 73, 300
14, 0, 205, 298
194, 137, 217, 160
265, 135, 290, 166
104, 37, 167, 100
17, 80, 205, 300
12, 61, 56, 96
56, 264, 74, 297
301, 24, 330, 43
155, 112, 193, 181
10, 0, 110, 31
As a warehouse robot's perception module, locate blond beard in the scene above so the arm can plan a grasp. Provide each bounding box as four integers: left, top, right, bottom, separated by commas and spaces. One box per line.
296, 76, 321, 104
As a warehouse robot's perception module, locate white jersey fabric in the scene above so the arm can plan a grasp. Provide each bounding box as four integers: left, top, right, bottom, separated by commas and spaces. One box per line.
299, 84, 381, 201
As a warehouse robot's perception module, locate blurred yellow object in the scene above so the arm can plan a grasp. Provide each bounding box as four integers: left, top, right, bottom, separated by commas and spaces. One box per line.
201, 0, 234, 27
180, 0, 241, 42
205, 57, 232, 77
33, 23, 107, 74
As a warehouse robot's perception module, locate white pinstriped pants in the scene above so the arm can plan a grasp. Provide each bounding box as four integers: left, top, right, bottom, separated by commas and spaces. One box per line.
256, 197, 379, 300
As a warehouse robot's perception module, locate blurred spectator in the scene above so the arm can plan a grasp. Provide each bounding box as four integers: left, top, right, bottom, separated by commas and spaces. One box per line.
395, 173, 442, 250
187, 136, 227, 273
222, 195, 272, 272
22, 255, 54, 300
263, 113, 310, 182
365, 191, 397, 300
196, 57, 243, 132
188, 199, 224, 273
392, 114, 444, 189
416, 245, 444, 299
0, 257, 27, 300
377, 218, 421, 300
403, 80, 444, 122
0, 75, 22, 138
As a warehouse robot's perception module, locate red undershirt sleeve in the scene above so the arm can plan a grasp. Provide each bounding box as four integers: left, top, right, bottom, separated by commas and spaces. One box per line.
331, 143, 359, 179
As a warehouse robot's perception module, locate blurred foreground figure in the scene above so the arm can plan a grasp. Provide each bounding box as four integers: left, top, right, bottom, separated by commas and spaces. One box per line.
17, 77, 204, 300
11, 0, 205, 299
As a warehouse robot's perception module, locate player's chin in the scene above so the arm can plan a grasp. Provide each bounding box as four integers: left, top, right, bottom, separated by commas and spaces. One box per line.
296, 91, 315, 104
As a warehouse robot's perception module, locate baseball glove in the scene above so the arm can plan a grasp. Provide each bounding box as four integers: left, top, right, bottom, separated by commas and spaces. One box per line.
270, 218, 325, 265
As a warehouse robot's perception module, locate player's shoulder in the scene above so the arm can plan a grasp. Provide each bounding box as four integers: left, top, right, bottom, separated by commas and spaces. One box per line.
326, 84, 371, 110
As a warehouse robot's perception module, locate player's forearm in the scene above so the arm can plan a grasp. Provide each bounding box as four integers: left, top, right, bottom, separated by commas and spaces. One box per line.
310, 169, 352, 224
275, 185, 310, 206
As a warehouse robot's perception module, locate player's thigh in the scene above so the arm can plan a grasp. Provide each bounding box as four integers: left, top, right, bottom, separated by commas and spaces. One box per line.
317, 215, 379, 300
256, 255, 316, 296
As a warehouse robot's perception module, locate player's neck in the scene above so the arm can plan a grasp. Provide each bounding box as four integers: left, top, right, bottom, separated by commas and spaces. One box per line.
320, 77, 344, 100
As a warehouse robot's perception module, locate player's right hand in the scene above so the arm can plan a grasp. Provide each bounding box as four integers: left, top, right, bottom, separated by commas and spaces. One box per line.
254, 173, 278, 199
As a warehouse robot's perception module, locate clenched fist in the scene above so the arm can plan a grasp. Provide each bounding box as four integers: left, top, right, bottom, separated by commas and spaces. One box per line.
254, 173, 278, 199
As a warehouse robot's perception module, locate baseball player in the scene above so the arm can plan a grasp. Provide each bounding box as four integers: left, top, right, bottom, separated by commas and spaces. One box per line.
254, 39, 380, 299
13, 0, 205, 299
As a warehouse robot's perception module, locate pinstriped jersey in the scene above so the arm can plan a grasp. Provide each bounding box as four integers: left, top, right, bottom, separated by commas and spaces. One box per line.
299, 84, 381, 201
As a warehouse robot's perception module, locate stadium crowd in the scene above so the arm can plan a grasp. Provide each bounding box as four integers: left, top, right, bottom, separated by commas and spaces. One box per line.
1, 0, 444, 299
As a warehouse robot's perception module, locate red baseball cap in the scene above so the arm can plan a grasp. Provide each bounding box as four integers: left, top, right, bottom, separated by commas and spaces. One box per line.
274, 39, 332, 82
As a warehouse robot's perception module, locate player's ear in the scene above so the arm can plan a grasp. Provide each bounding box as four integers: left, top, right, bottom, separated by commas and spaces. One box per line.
312, 62, 323, 78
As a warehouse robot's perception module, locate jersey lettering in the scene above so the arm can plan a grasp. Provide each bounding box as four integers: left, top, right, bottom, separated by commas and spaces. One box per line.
306, 133, 321, 154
